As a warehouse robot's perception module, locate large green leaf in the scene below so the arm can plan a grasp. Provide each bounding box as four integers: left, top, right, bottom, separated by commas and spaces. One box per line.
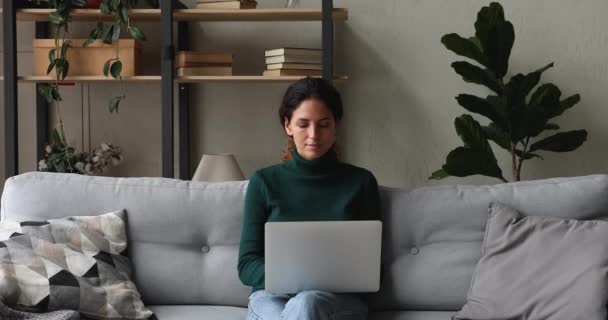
504, 63, 554, 107
456, 94, 507, 128
129, 26, 146, 41
110, 60, 122, 79
475, 2, 506, 51
451, 61, 501, 94
482, 122, 510, 150
455, 114, 491, 152
109, 96, 124, 113
529, 130, 588, 152
485, 21, 514, 79
548, 94, 580, 119
524, 83, 561, 137
429, 169, 450, 180
441, 34, 487, 67
442, 147, 506, 182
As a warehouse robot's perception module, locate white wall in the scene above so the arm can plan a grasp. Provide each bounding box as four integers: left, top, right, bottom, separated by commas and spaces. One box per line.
1, 0, 607, 192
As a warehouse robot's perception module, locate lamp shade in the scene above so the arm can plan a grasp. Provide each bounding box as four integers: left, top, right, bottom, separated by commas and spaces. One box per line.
192, 154, 245, 182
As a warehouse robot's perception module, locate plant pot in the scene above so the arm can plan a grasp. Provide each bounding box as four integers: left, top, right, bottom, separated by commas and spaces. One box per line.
33, 39, 142, 77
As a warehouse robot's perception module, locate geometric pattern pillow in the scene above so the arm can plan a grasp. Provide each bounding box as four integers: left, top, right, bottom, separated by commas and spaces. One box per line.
0, 209, 154, 319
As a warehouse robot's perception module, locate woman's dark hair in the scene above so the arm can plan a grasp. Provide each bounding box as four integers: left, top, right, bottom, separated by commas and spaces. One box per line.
279, 77, 344, 161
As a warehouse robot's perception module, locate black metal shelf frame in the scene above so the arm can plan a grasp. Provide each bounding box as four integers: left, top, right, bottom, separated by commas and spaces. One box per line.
3, 0, 336, 181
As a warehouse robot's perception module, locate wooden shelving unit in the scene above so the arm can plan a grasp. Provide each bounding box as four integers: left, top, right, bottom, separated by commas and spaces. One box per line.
5, 8, 348, 22
2, 1, 347, 180
13, 75, 348, 83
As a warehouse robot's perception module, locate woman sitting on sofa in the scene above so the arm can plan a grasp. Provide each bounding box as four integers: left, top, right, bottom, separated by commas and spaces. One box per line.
237, 77, 381, 320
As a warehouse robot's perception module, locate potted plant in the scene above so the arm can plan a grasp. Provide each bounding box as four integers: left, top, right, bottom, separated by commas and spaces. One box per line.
430, 2, 587, 182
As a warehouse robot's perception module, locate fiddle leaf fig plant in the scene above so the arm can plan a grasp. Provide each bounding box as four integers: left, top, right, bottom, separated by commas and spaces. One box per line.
430, 2, 588, 182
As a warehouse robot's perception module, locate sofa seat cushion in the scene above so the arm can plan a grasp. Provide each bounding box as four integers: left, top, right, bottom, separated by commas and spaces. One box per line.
370, 311, 457, 320
148, 305, 248, 320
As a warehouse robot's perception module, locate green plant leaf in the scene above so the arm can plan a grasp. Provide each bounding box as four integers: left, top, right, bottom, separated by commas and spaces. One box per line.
129, 26, 146, 41
48, 11, 64, 25
442, 147, 506, 182
119, 5, 129, 24
504, 63, 554, 107
46, 60, 57, 75
83, 38, 96, 47
516, 151, 543, 160
548, 94, 580, 119
456, 94, 507, 128
451, 61, 502, 94
100, 1, 111, 14
455, 114, 492, 152
111, 0, 121, 10
61, 60, 70, 80
441, 33, 487, 67
523, 83, 561, 138
112, 23, 121, 42
60, 40, 71, 58
50, 86, 62, 101
51, 128, 62, 145
48, 48, 57, 64
429, 169, 450, 180
482, 123, 510, 150
103, 59, 113, 77
72, 0, 88, 7
474, 2, 506, 56
110, 60, 122, 79
102, 24, 114, 44
54, 58, 64, 79
529, 130, 588, 152
38, 85, 54, 103
485, 21, 514, 79
109, 96, 123, 113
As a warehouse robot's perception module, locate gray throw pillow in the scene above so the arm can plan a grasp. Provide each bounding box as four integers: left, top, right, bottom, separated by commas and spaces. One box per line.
0, 209, 153, 320
454, 202, 608, 320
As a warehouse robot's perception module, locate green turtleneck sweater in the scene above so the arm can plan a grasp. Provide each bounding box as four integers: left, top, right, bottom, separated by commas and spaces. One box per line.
237, 149, 381, 292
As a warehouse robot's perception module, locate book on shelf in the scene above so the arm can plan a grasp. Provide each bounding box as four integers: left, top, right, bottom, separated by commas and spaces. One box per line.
265, 48, 322, 58
265, 55, 322, 64
177, 66, 233, 76
263, 69, 322, 77
175, 51, 233, 66
266, 63, 322, 70
195, 1, 257, 9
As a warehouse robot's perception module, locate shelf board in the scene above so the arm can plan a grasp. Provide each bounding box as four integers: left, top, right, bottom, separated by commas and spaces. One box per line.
177, 75, 348, 82
7, 8, 347, 22
18, 76, 162, 83
12, 75, 347, 83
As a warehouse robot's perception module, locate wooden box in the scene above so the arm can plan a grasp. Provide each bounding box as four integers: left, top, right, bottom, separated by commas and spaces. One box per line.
33, 39, 142, 77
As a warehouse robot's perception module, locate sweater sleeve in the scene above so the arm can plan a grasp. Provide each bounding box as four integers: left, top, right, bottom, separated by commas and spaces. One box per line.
361, 171, 381, 221
237, 171, 268, 290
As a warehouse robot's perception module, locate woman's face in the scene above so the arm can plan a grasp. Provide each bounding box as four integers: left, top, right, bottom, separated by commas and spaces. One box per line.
284, 98, 338, 161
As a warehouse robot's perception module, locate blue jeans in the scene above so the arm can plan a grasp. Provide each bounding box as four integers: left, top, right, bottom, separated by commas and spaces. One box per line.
246, 290, 369, 320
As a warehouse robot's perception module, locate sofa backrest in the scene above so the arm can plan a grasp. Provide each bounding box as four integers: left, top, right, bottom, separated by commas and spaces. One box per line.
2, 172, 608, 311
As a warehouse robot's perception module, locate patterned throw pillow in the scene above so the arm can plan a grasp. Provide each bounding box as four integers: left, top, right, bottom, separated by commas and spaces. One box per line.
0, 209, 154, 319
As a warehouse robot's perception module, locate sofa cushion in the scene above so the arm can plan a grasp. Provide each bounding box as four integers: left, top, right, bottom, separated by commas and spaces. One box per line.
0, 209, 153, 319
369, 174, 608, 310
453, 202, 608, 320
148, 305, 247, 320
0, 172, 253, 307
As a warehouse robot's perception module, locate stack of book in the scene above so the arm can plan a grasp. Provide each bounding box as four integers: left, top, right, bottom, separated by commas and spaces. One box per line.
175, 51, 233, 77
263, 48, 323, 76
195, 0, 258, 9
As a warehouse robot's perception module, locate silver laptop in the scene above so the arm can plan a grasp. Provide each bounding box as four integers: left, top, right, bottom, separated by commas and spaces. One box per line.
265, 220, 382, 294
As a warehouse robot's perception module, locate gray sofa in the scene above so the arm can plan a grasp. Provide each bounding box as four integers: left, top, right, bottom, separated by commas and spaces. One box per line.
1, 172, 607, 320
